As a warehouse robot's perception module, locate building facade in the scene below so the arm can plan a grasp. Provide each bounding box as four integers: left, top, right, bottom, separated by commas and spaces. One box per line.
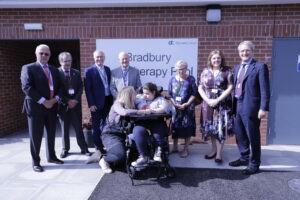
0, 1, 299, 144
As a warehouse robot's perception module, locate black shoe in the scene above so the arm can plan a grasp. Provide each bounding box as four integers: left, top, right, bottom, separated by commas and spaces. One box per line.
242, 167, 260, 175
215, 158, 223, 163
204, 153, 216, 159
229, 159, 248, 167
48, 158, 64, 164
60, 150, 68, 158
81, 150, 92, 156
33, 165, 44, 172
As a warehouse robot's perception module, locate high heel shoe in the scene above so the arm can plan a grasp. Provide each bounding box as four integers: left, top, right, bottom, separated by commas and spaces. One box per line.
204, 153, 216, 159
215, 158, 223, 163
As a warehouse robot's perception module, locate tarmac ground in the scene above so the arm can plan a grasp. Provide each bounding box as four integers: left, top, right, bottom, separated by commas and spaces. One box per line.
0, 129, 300, 200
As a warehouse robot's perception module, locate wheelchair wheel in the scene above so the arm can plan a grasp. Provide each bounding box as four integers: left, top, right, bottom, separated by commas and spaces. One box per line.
166, 167, 176, 178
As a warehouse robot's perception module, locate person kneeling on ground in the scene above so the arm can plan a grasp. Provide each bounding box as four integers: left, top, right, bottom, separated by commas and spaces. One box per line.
131, 82, 170, 168
99, 86, 143, 173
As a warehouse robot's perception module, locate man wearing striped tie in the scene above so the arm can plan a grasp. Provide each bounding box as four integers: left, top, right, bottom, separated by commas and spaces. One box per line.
229, 41, 270, 175
21, 44, 63, 172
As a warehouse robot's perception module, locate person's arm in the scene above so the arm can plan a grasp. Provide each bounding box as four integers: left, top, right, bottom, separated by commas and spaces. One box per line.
258, 63, 270, 119
150, 97, 168, 113
84, 68, 97, 111
110, 75, 118, 99
216, 72, 233, 102
114, 102, 137, 116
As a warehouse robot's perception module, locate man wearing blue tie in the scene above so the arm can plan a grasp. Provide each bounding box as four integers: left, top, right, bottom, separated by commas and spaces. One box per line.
229, 41, 270, 175
84, 50, 113, 157
110, 51, 142, 99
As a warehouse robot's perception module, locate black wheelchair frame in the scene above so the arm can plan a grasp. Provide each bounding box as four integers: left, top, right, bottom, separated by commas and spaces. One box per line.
121, 113, 176, 186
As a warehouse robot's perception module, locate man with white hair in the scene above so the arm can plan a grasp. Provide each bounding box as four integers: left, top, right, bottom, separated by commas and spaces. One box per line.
229, 41, 270, 175
110, 51, 142, 98
21, 44, 64, 172
84, 50, 113, 158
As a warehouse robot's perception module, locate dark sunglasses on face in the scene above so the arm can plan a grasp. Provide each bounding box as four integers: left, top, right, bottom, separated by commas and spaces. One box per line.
39, 52, 49, 56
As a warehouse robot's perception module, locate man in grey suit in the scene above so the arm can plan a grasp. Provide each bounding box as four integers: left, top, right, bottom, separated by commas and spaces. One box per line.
57, 52, 91, 158
110, 51, 142, 99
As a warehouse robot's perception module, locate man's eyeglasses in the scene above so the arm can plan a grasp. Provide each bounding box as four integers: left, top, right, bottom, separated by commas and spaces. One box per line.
39, 52, 50, 56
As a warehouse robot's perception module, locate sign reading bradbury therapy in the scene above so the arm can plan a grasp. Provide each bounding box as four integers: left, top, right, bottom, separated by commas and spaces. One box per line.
96, 38, 198, 89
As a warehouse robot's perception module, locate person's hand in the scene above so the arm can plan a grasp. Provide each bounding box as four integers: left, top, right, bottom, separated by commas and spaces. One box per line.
207, 99, 219, 107
89, 105, 97, 112
68, 99, 78, 109
177, 103, 187, 110
42, 100, 53, 109
258, 109, 267, 119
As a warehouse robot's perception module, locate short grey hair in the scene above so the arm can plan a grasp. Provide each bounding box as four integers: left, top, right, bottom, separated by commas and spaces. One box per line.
35, 44, 50, 54
93, 50, 105, 58
238, 41, 255, 51
118, 51, 129, 59
58, 52, 72, 61
175, 60, 188, 69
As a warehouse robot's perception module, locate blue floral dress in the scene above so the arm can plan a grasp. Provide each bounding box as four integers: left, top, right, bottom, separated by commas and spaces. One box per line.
200, 67, 234, 142
168, 75, 197, 139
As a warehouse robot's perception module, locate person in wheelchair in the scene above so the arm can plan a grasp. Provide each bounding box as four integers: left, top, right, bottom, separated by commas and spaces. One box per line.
99, 86, 144, 173
131, 82, 170, 168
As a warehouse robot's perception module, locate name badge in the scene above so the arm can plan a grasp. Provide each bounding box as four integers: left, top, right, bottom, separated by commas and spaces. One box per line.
212, 89, 218, 94
175, 96, 182, 102
68, 89, 75, 95
50, 86, 54, 91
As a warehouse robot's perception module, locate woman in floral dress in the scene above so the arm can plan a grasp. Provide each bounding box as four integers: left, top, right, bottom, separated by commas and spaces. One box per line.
198, 50, 234, 163
168, 60, 197, 158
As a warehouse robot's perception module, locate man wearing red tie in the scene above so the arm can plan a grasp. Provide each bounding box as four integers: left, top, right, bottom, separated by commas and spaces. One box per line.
21, 44, 63, 172
57, 52, 91, 158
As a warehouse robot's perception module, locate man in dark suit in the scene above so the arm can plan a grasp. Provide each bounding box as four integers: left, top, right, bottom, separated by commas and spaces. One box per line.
20, 44, 64, 173
84, 50, 113, 157
110, 51, 142, 99
229, 41, 270, 175
57, 52, 91, 158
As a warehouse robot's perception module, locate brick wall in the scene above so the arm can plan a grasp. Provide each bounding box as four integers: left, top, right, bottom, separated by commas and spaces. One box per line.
0, 41, 31, 136
0, 4, 299, 143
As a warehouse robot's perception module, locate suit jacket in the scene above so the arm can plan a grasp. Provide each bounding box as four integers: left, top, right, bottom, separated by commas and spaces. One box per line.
233, 59, 270, 117
110, 66, 142, 98
21, 62, 60, 116
84, 65, 112, 110
58, 67, 83, 114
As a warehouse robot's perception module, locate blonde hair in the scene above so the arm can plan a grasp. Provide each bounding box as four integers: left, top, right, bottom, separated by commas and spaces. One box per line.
116, 86, 136, 109
207, 50, 226, 69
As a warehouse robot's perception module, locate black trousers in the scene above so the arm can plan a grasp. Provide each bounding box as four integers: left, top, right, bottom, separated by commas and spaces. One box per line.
27, 111, 58, 165
58, 108, 88, 152
101, 132, 126, 167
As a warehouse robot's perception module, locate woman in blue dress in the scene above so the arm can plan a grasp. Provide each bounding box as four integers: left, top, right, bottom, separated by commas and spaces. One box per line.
168, 60, 197, 158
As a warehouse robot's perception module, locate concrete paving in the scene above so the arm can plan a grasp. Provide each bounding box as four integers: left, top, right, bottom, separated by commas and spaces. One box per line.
0, 129, 300, 200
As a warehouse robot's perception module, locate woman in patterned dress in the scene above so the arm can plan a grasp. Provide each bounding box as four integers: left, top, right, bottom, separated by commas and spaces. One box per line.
198, 50, 234, 163
168, 60, 197, 158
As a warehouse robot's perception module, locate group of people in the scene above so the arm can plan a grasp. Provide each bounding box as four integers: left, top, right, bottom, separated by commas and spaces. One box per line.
21, 40, 270, 176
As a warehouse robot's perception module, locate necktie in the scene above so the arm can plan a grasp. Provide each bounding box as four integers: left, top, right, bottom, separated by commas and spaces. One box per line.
65, 70, 72, 89
123, 69, 128, 86
235, 64, 246, 98
43, 65, 54, 98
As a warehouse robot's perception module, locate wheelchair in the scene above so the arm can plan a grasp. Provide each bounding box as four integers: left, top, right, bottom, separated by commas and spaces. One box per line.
122, 113, 176, 185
